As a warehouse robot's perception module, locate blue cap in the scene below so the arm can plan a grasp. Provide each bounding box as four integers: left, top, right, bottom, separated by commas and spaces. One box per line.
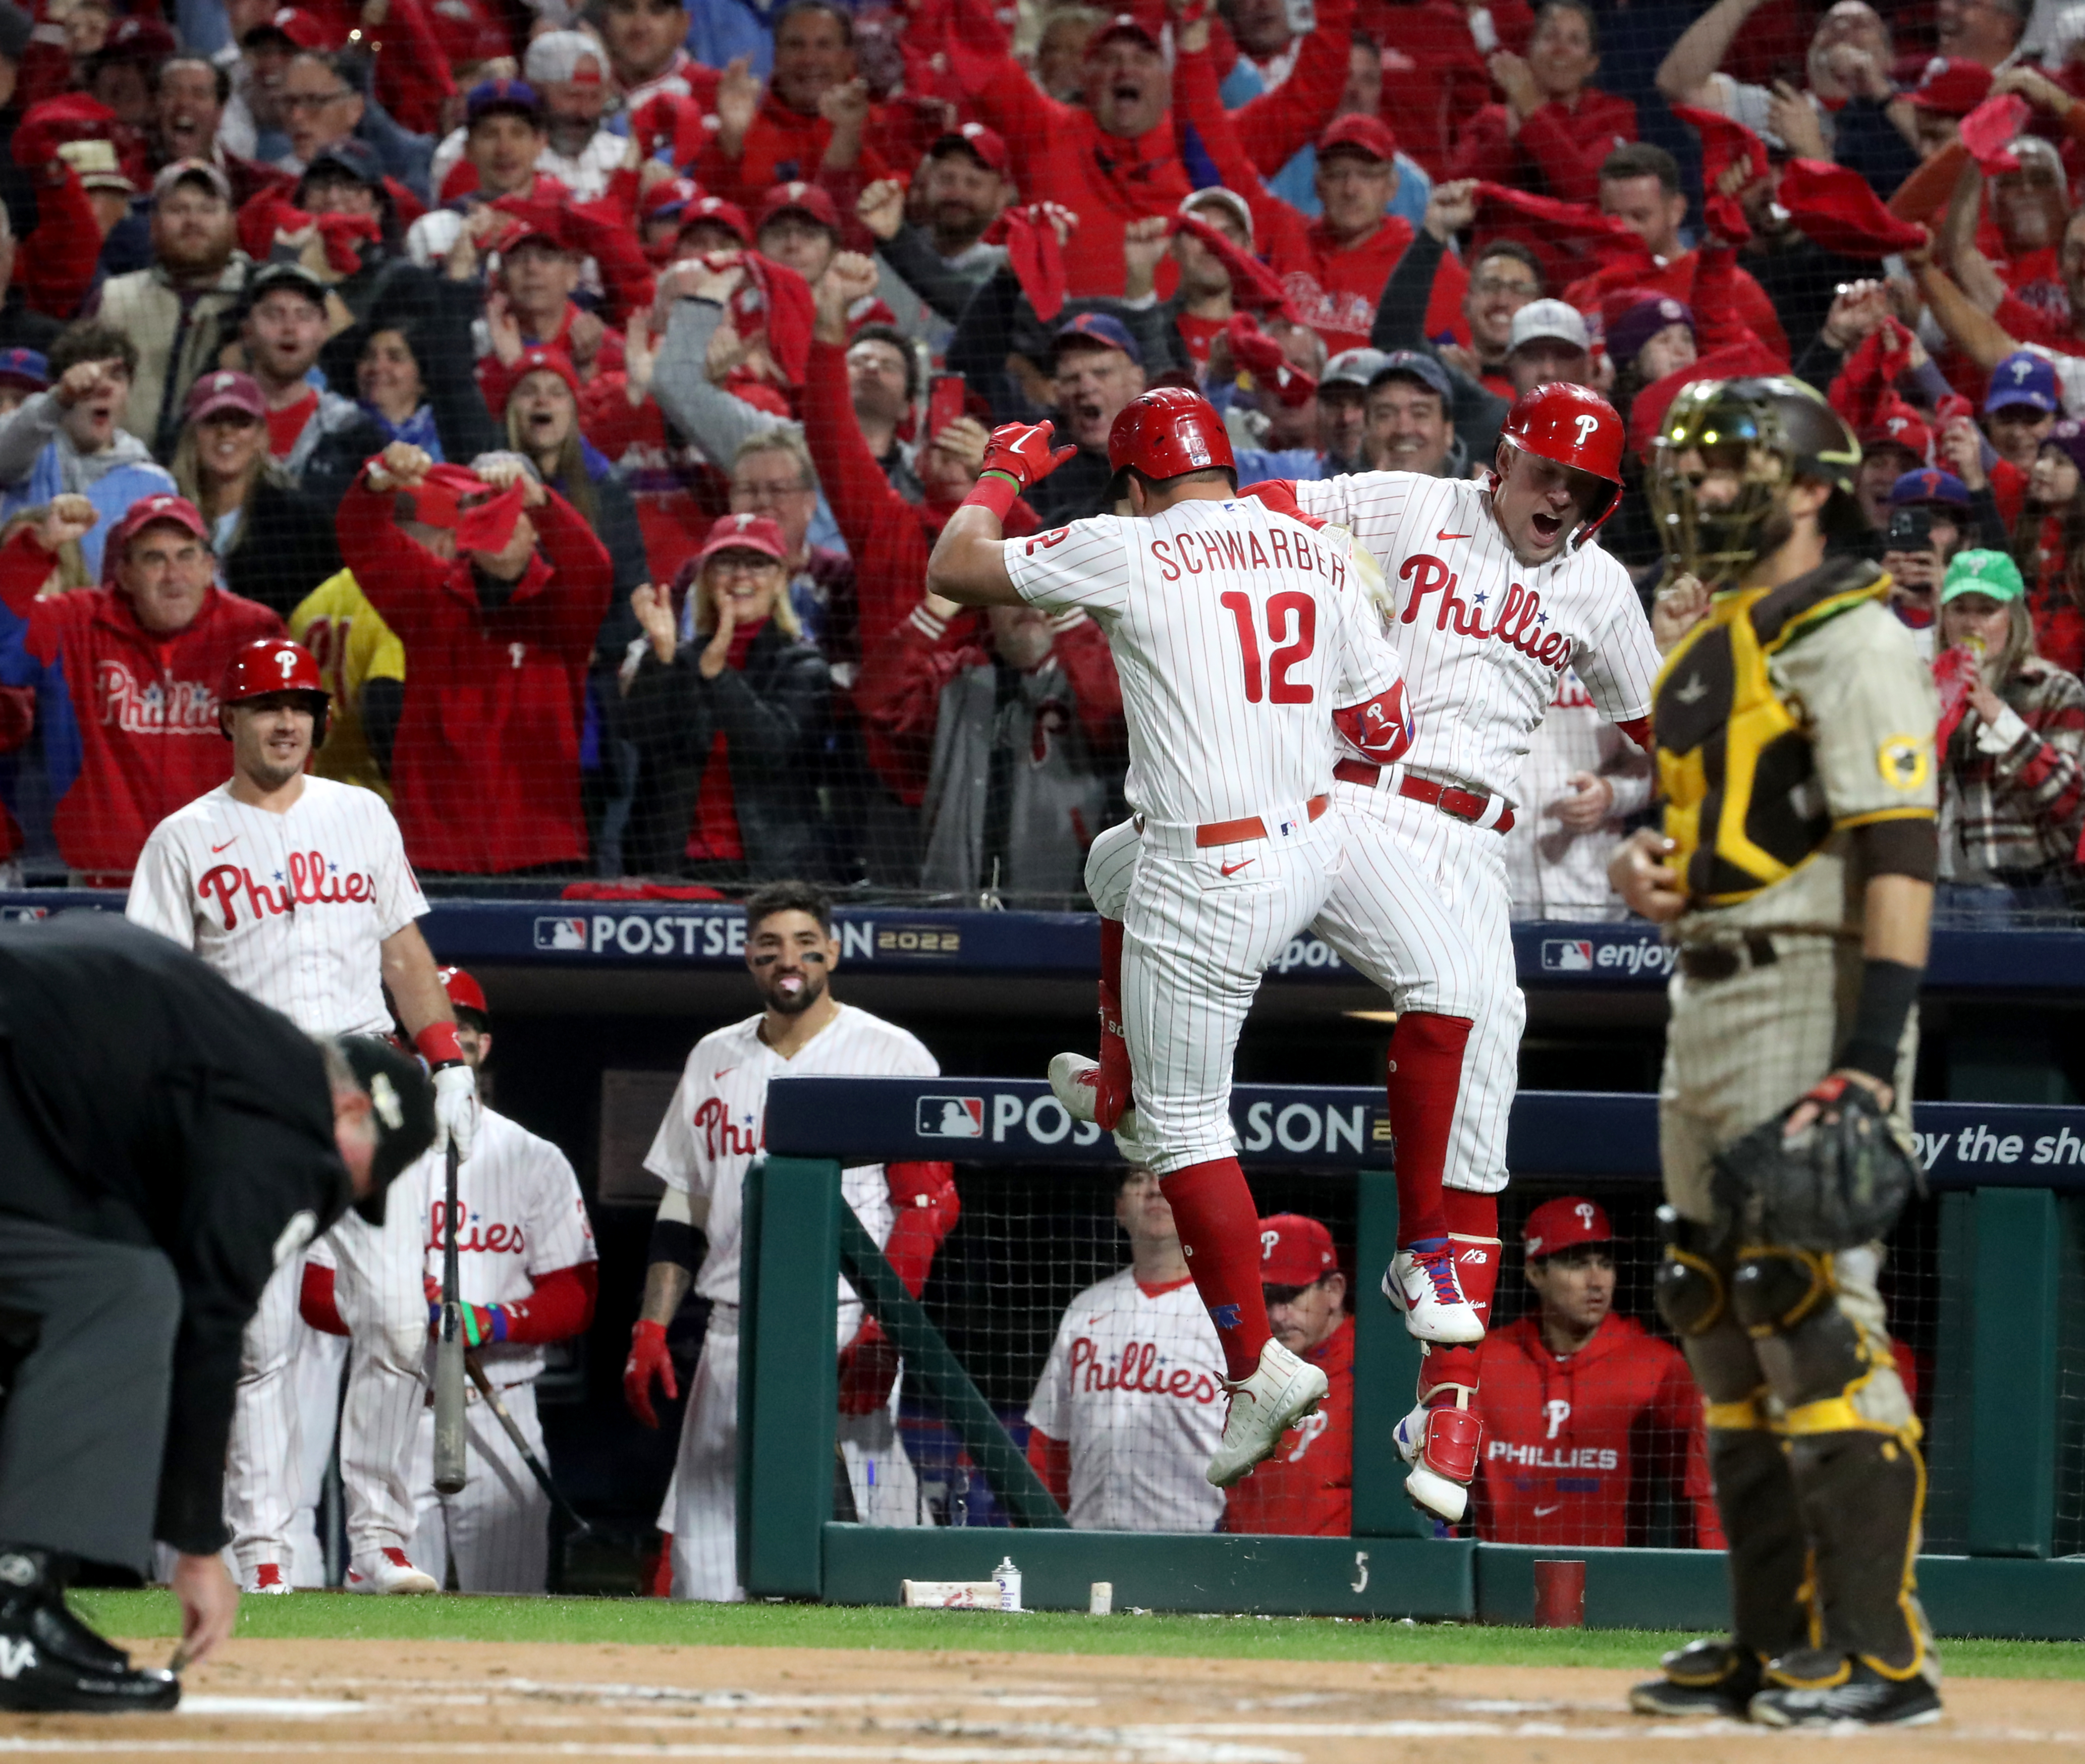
1888, 467, 1970, 508
466, 78, 542, 125
1986, 351, 2060, 415
0, 347, 48, 392
1053, 311, 1141, 367
1368, 348, 1453, 403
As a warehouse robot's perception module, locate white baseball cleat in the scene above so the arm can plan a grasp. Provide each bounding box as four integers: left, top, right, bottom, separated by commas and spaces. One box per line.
245, 1563, 291, 1594
1051, 1053, 1151, 1161
345, 1548, 438, 1594
1382, 1243, 1486, 1343
1206, 1338, 1331, 1489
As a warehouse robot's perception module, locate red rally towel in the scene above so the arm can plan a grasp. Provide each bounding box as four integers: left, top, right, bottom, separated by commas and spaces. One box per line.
1777, 159, 1929, 258
1671, 102, 1770, 245
1959, 92, 2031, 174
983, 204, 1071, 323
1171, 212, 1294, 318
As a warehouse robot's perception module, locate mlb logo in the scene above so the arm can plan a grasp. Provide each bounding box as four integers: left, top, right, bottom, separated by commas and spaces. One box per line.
1542, 939, 1594, 973
533, 915, 588, 952
916, 1096, 984, 1139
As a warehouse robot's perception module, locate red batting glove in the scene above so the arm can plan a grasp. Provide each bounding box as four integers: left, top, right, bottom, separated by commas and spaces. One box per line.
624, 1319, 678, 1428
981, 420, 1076, 490
836, 1316, 902, 1416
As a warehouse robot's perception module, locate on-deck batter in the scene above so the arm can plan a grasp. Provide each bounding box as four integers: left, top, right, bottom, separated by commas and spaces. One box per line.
125, 630, 478, 1595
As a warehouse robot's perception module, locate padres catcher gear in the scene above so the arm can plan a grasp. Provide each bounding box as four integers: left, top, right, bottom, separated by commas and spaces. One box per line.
1498, 381, 1626, 545
1710, 1079, 1921, 1253
1107, 387, 1238, 483
219, 637, 331, 747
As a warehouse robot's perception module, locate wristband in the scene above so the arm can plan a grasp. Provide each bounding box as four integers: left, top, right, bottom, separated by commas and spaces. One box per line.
962, 470, 1021, 521
1836, 957, 1922, 1083
416, 1019, 466, 1069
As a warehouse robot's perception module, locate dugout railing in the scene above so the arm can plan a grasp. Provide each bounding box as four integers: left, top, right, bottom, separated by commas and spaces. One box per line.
741, 1077, 2085, 1638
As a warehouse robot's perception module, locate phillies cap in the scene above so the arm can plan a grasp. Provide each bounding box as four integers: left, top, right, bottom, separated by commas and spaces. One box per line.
676, 193, 751, 244
1888, 467, 1970, 509
1987, 350, 2060, 414
467, 78, 543, 126
641, 175, 703, 221
152, 156, 233, 205
1859, 407, 1932, 460
695, 511, 789, 569
2042, 415, 2085, 476
1322, 347, 1390, 392
1522, 1196, 1614, 1260
105, 494, 210, 578
756, 180, 842, 235
184, 369, 268, 425
1258, 1214, 1338, 1287
1084, 12, 1164, 56
1368, 348, 1453, 403
1940, 545, 2026, 605
95, 15, 178, 65
1318, 113, 1399, 163
242, 7, 330, 49
524, 30, 606, 87
931, 121, 1009, 175
508, 345, 581, 397
0, 347, 46, 394
300, 138, 386, 193
1909, 56, 1994, 116
1053, 310, 1142, 366
437, 966, 489, 1020
1509, 298, 1591, 354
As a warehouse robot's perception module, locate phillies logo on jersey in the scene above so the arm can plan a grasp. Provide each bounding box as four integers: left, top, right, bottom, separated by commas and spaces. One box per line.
1489, 1440, 1619, 1469
1397, 555, 1576, 673
425, 1199, 527, 1257
1068, 1336, 1222, 1405
94, 662, 218, 735
197, 851, 376, 929
693, 1094, 760, 1161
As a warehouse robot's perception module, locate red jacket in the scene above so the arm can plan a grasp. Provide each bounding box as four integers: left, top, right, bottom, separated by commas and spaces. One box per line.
1222, 1315, 1353, 1535
1448, 90, 1636, 292
689, 92, 897, 214
1365, 0, 1534, 180
1564, 247, 1788, 366
335, 473, 613, 873
0, 531, 283, 878
1473, 1311, 1720, 1549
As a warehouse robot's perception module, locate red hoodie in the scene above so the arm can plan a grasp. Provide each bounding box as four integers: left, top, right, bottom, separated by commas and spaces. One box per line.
0, 531, 283, 878
335, 472, 613, 873
1473, 1311, 1720, 1549
1221, 1314, 1354, 1535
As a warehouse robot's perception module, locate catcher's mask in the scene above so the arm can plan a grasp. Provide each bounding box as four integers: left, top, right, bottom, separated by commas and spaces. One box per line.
1649, 376, 1865, 588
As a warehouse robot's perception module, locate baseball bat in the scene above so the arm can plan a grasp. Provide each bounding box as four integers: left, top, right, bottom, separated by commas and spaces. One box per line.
432, 1137, 467, 1495
463, 1349, 594, 1542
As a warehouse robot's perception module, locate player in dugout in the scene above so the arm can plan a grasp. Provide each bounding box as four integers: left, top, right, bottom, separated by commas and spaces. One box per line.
1222, 1214, 1354, 1536
1472, 1197, 1720, 1548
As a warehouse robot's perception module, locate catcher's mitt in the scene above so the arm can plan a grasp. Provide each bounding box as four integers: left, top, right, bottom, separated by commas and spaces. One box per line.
1710, 1079, 1921, 1252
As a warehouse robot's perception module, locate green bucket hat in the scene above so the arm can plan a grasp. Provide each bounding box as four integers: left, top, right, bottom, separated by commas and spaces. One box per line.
1939, 548, 2025, 607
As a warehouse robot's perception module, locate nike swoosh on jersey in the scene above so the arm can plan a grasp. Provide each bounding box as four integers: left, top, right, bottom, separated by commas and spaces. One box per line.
713, 1068, 735, 1081
1534, 1504, 1562, 1516
1220, 858, 1256, 877
1437, 529, 1474, 540
211, 838, 239, 853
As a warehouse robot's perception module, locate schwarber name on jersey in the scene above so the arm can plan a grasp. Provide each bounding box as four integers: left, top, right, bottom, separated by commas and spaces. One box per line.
1002, 499, 1405, 828
1025, 1269, 1227, 1533
643, 1004, 938, 1345
1291, 474, 1660, 805
125, 774, 426, 1036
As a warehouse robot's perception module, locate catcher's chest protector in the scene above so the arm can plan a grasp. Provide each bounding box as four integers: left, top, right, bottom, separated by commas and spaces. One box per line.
1652, 563, 1887, 907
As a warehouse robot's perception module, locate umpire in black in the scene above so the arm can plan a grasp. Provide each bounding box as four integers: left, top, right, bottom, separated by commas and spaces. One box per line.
0, 914, 433, 1713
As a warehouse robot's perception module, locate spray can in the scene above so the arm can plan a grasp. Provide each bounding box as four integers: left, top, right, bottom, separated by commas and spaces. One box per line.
994, 1555, 1022, 1613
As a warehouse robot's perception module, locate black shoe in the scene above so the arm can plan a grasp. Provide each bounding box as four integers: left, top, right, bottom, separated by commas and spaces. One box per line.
1628, 1635, 1763, 1719
1749, 1655, 1942, 1728
0, 1547, 178, 1714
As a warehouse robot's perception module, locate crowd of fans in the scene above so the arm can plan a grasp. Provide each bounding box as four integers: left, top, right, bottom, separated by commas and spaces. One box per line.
0, 0, 2077, 920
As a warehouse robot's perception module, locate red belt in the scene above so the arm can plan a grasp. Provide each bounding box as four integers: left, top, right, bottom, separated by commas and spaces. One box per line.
1332, 761, 1514, 834
1194, 794, 1329, 848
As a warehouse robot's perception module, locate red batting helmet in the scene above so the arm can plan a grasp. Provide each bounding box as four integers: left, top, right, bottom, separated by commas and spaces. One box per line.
218, 637, 329, 747
437, 966, 488, 1021
1107, 387, 1236, 486
1498, 381, 1626, 547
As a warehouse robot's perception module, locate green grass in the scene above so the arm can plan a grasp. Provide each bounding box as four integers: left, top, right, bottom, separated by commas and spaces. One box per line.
68, 1590, 2085, 1680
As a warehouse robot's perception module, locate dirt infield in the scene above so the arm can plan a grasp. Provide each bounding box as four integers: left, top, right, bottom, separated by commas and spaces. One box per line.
1, 1637, 2080, 1761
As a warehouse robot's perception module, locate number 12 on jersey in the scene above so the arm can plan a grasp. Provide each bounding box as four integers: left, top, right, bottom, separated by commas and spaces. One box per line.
1220, 590, 1316, 704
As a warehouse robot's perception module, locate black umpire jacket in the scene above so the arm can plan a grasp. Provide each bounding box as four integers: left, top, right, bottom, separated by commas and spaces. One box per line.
0, 915, 353, 1556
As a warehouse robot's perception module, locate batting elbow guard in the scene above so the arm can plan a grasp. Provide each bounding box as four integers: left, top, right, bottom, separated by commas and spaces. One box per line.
882, 1161, 960, 1295
1333, 681, 1414, 766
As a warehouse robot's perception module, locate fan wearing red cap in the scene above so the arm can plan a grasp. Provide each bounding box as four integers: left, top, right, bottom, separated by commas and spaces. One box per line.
1469, 1197, 1718, 1554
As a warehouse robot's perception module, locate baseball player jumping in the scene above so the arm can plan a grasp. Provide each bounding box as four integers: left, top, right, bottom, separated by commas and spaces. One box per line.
126, 636, 478, 1595
1242, 383, 1663, 1522
926, 388, 1419, 1488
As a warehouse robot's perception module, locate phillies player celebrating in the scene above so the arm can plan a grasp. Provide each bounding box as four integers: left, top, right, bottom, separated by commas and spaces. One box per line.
1246, 384, 1662, 1523
125, 638, 478, 1595
1474, 1198, 1718, 1548
926, 389, 1415, 1487
1024, 1168, 1228, 1532
305, 968, 598, 1591
626, 880, 958, 1600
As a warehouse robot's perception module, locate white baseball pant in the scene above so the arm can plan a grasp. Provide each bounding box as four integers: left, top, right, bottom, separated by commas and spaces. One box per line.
670, 1307, 925, 1602
1118, 811, 1342, 1177
408, 1379, 550, 1593
288, 1329, 347, 1587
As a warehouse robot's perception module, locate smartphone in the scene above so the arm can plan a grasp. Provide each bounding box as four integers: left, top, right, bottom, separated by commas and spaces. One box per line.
1469, 7, 1499, 53
927, 373, 966, 438
1885, 506, 1933, 552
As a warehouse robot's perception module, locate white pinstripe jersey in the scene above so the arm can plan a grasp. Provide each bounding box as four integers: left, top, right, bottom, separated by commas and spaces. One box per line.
1024, 1269, 1227, 1533
125, 775, 425, 1036
1292, 475, 1660, 806
1003, 499, 1406, 827
643, 1004, 939, 1336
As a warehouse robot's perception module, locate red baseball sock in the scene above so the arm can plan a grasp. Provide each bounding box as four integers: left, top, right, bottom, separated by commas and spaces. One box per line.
1419, 1189, 1501, 1405
1095, 917, 1130, 1129
1385, 1012, 1472, 1248
1160, 1156, 1273, 1380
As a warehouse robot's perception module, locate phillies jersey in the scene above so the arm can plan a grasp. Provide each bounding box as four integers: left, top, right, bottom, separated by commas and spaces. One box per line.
1290, 474, 1660, 805
1003, 498, 1405, 828
1473, 1311, 1719, 1548
644, 1004, 938, 1343
1222, 1315, 1353, 1536
125, 774, 425, 1036
1024, 1269, 1227, 1533
1504, 670, 1656, 918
